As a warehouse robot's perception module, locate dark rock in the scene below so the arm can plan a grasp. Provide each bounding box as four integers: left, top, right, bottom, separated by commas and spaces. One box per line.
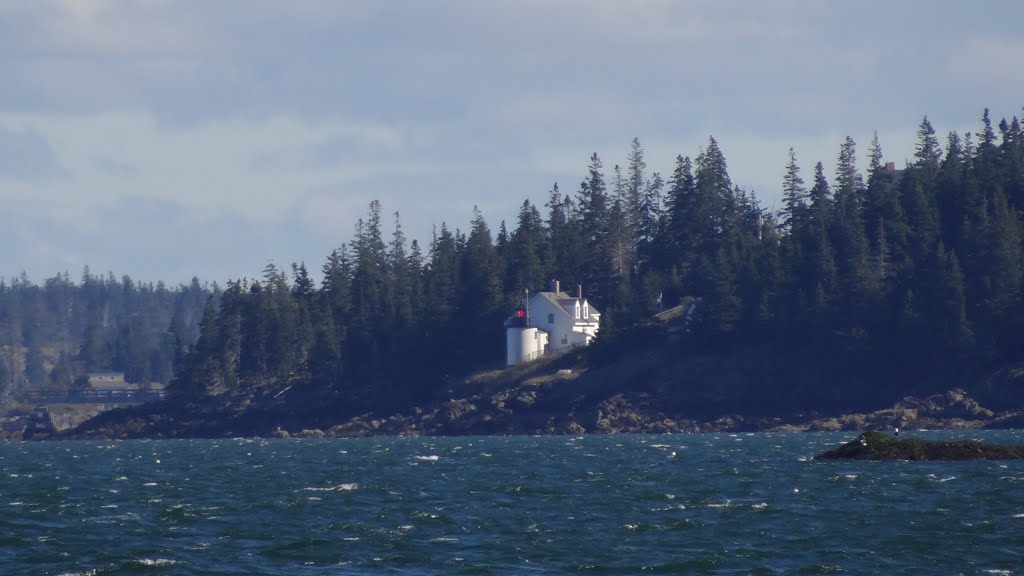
442, 399, 477, 422
815, 430, 1024, 460
894, 388, 994, 419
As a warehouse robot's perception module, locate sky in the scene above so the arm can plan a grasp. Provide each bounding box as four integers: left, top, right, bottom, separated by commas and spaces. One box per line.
2, 0, 1023, 287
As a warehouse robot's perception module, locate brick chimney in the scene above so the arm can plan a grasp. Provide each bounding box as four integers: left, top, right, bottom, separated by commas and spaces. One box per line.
885, 161, 896, 172
577, 284, 583, 299
551, 279, 560, 294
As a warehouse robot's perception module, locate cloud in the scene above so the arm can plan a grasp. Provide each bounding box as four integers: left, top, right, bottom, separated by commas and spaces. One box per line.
949, 36, 1024, 104
0, 192, 299, 286
287, 184, 371, 243
92, 155, 139, 176
2, 1, 1023, 286
0, 122, 65, 179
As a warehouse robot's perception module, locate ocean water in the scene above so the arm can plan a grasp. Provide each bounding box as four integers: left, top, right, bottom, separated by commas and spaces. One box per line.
2, 431, 1024, 575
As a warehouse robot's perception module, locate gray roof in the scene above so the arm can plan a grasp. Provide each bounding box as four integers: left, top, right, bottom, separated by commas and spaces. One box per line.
537, 291, 600, 325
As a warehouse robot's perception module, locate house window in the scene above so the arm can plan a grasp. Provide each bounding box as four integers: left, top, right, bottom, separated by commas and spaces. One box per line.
575, 302, 580, 318
548, 313, 555, 324
583, 303, 589, 319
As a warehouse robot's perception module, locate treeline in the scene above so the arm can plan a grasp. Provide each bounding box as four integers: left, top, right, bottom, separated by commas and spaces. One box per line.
0, 271, 212, 404
170, 107, 1024, 415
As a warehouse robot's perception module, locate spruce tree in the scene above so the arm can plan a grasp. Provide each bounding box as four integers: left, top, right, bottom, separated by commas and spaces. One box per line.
575, 153, 615, 304
665, 155, 700, 284
831, 137, 872, 332
780, 147, 807, 231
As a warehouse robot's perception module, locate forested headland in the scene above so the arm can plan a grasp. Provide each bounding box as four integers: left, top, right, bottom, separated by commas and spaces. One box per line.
9, 107, 1024, 437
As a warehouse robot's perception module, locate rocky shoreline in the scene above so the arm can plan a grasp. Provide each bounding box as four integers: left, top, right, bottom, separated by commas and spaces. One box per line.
2, 385, 1017, 441
275, 387, 1024, 439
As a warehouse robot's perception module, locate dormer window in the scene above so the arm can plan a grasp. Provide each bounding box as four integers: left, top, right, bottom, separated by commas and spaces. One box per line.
575, 301, 581, 319
583, 302, 589, 319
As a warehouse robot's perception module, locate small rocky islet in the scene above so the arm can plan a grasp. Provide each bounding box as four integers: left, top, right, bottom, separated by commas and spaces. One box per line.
815, 430, 1024, 460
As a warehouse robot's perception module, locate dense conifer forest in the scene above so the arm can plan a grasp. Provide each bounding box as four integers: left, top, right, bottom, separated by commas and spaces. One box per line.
0, 272, 211, 404
6, 108, 1024, 422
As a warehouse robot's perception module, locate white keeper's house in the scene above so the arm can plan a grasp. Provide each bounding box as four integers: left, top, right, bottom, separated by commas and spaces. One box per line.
504, 280, 601, 366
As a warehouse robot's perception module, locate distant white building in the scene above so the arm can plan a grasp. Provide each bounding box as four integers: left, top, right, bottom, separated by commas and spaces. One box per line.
505, 280, 601, 366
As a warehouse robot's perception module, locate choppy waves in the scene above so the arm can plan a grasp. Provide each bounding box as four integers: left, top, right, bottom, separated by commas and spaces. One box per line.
2, 431, 1024, 574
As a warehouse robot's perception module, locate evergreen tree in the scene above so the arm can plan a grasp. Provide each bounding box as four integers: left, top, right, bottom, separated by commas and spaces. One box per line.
322, 246, 353, 324
831, 136, 872, 332
915, 116, 943, 172
576, 153, 615, 304
694, 136, 733, 248
458, 207, 504, 367
802, 162, 837, 324
387, 212, 416, 331
925, 244, 973, 353
664, 155, 700, 285
172, 296, 222, 399
862, 134, 908, 292
0, 293, 24, 402
638, 171, 664, 266
77, 305, 110, 374
506, 200, 549, 294
545, 183, 583, 285
780, 147, 807, 231
625, 137, 647, 273
307, 297, 345, 399
348, 202, 390, 379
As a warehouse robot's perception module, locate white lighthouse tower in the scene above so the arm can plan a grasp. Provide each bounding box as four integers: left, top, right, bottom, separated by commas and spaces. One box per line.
504, 289, 548, 366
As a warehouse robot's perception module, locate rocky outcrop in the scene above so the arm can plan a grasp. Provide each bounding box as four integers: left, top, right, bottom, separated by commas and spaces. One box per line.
815, 430, 1024, 460
771, 388, 1019, 433
35, 356, 1023, 443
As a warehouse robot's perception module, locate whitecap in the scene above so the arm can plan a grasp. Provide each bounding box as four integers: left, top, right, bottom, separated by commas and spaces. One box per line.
132, 558, 177, 567
143, 482, 158, 487
414, 455, 439, 461
752, 502, 769, 510
114, 476, 128, 481
939, 476, 956, 483
431, 537, 459, 543
302, 483, 358, 492
1012, 513, 1024, 518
